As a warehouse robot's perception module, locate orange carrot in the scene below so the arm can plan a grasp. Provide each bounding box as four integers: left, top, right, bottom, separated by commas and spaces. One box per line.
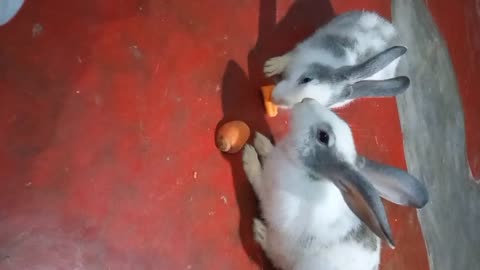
216, 121, 250, 154
261, 85, 278, 117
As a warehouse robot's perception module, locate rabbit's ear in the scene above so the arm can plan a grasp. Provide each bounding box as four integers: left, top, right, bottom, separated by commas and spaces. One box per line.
328, 162, 395, 248
339, 46, 407, 80
344, 76, 410, 99
356, 156, 429, 208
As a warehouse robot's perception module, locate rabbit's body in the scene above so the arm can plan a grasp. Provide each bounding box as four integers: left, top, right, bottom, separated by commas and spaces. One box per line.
295, 11, 398, 76
265, 11, 407, 108
252, 141, 380, 270
243, 100, 428, 269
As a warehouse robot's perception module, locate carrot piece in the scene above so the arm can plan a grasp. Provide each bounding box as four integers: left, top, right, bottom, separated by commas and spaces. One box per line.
261, 85, 278, 117
216, 121, 250, 154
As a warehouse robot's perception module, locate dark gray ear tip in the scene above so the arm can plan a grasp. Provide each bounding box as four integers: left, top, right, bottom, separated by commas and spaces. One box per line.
418, 195, 429, 208
379, 219, 395, 248
403, 176, 429, 208
392, 45, 408, 55
398, 76, 410, 84
397, 76, 411, 92
414, 185, 429, 208
386, 233, 396, 249
378, 209, 396, 247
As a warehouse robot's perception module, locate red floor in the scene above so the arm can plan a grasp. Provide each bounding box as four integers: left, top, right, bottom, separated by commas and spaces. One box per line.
0, 0, 477, 269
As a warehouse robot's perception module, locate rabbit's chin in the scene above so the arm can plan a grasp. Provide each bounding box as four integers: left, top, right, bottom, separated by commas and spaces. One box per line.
276, 104, 292, 109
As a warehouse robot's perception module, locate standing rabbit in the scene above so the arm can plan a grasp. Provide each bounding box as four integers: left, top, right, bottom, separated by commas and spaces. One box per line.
242, 99, 428, 270
265, 11, 409, 108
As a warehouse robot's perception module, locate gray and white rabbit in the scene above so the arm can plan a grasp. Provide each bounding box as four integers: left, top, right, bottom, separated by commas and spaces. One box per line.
265, 10, 408, 108
242, 99, 428, 270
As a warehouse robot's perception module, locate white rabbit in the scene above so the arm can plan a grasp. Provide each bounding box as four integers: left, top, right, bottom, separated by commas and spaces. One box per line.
242, 99, 428, 270
264, 10, 409, 109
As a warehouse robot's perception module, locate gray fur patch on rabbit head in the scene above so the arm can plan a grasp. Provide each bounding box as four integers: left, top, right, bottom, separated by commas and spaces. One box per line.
299, 124, 339, 177
289, 98, 357, 170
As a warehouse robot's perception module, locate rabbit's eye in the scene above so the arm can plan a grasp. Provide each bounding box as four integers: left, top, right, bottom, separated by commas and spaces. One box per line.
317, 130, 329, 145
299, 77, 312, 85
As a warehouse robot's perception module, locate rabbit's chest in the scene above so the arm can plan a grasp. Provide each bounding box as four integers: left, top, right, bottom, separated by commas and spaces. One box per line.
265, 178, 360, 244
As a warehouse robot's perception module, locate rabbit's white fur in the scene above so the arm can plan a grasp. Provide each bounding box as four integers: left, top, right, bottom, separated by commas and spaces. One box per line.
243, 104, 380, 270
266, 11, 400, 108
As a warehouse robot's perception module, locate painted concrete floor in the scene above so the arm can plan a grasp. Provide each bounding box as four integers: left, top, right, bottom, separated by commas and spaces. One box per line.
0, 0, 478, 269
393, 0, 480, 269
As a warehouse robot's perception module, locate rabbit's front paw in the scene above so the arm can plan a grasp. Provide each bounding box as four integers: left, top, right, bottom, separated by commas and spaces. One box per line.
253, 218, 267, 250
264, 54, 290, 77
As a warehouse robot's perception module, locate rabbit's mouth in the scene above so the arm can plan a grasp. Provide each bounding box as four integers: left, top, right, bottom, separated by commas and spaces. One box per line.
270, 97, 293, 109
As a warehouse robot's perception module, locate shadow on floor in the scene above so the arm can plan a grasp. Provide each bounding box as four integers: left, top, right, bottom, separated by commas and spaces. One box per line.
216, 0, 335, 267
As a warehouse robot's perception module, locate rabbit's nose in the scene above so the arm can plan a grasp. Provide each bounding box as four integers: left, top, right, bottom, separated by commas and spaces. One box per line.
271, 96, 286, 106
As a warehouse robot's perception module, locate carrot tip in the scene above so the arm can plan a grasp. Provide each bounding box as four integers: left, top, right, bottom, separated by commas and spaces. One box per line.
215, 121, 250, 154
261, 85, 278, 117
216, 136, 231, 152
